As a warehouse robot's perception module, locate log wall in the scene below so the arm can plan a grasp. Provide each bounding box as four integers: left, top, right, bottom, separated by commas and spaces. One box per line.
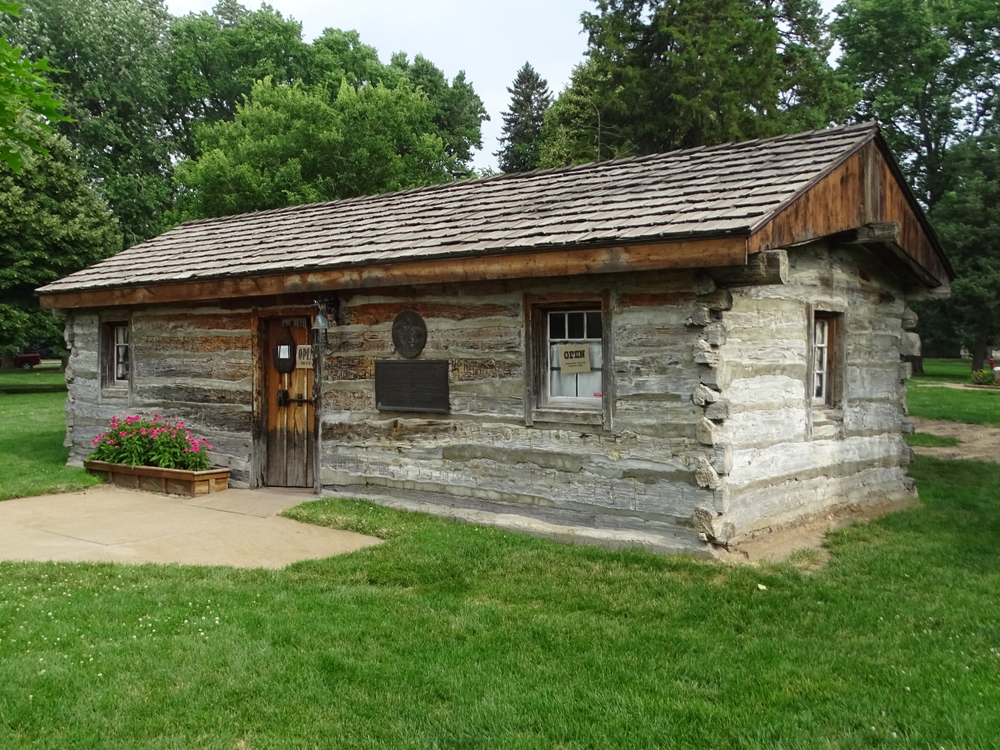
63, 307, 255, 486
712, 243, 916, 540
319, 270, 726, 531
60, 243, 920, 546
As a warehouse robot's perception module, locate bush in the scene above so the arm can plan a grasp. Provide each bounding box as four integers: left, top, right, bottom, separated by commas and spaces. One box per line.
970, 368, 998, 386
88, 414, 213, 471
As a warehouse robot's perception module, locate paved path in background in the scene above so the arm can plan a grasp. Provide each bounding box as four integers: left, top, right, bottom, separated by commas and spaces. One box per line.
0, 486, 381, 568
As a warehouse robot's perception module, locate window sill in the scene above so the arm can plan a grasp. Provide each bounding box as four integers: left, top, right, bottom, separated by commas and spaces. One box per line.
531, 407, 603, 428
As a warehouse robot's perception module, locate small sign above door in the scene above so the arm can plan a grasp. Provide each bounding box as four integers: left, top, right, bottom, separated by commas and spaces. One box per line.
296, 345, 314, 370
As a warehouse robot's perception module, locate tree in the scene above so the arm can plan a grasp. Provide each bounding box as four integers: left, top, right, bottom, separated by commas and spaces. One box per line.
174, 77, 453, 219
0, 128, 122, 364
833, 0, 1000, 208
2, 0, 175, 246
390, 53, 488, 176
540, 0, 853, 167
165, 1, 315, 160
916, 134, 1000, 371
495, 63, 552, 173
0, 2, 67, 173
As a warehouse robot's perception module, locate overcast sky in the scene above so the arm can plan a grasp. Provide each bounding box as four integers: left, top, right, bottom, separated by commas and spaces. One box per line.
165, 0, 840, 172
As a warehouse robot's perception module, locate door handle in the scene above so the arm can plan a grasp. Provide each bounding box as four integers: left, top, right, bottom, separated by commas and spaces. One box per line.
294, 393, 315, 406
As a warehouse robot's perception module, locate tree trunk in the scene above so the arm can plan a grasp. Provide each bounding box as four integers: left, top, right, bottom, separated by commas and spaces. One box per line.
904, 355, 924, 375
972, 320, 989, 372
0, 353, 13, 370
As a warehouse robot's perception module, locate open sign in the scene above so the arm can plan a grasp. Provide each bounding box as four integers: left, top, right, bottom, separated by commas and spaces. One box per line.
296, 345, 314, 369
559, 344, 591, 373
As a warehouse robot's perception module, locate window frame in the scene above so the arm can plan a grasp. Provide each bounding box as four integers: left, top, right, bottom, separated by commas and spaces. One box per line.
807, 307, 844, 409
101, 319, 131, 391
525, 292, 613, 430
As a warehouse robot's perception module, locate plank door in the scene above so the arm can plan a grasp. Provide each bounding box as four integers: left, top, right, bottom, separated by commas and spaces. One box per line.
264, 318, 314, 487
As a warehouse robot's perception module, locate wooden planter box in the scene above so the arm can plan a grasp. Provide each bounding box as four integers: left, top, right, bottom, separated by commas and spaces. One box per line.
84, 460, 229, 496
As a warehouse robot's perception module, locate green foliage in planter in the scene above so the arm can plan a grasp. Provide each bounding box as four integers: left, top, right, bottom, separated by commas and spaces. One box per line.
970, 368, 998, 386
88, 414, 212, 471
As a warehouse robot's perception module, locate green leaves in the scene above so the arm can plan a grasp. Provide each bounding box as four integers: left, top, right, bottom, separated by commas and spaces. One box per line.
924, 134, 1000, 367
540, 0, 852, 168
175, 77, 454, 219
833, 0, 1000, 206
0, 127, 121, 355
0, 2, 67, 173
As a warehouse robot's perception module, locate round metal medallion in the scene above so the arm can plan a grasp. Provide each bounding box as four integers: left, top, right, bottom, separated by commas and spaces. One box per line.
392, 310, 427, 359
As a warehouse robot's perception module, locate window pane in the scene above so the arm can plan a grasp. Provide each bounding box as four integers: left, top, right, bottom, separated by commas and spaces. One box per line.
567, 312, 585, 339
116, 345, 129, 380
814, 345, 826, 372
577, 370, 602, 399
549, 344, 563, 369
551, 371, 577, 397
815, 318, 827, 345
549, 312, 565, 340
586, 312, 603, 340
589, 343, 603, 369
815, 373, 825, 399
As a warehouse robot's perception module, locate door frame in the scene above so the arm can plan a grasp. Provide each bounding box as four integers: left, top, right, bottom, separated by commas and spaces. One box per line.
252, 308, 321, 491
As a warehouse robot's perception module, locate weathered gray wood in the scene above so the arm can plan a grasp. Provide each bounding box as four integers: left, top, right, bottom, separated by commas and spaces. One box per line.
709, 249, 789, 287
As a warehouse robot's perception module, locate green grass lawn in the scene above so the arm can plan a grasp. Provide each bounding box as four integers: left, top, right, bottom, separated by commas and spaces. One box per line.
0, 365, 66, 387
911, 358, 974, 385
905, 432, 961, 447
906, 383, 1000, 428
0, 455, 997, 749
905, 358, 1000, 427
0, 392, 102, 501
2, 368, 999, 747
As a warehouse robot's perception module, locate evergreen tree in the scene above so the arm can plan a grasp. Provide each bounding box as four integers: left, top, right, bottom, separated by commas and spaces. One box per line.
540, 0, 852, 168
915, 133, 1000, 371
495, 62, 552, 173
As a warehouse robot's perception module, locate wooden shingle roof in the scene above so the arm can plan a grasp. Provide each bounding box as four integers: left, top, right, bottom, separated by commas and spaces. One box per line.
39, 122, 950, 308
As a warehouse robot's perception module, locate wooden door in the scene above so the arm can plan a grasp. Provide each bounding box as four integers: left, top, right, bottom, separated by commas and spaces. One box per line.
264, 318, 314, 487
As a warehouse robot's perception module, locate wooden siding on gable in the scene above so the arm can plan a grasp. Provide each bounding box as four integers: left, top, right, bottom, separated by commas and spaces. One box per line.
750, 142, 949, 287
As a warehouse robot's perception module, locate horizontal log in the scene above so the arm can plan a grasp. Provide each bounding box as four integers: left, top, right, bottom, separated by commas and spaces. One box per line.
449, 358, 523, 382
134, 335, 252, 354
133, 384, 252, 406
40, 238, 749, 310
131, 312, 252, 332
342, 300, 519, 326
708, 249, 788, 287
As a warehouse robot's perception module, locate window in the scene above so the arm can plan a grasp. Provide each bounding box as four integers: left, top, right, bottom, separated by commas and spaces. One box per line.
810, 311, 841, 407
546, 310, 603, 406
102, 322, 130, 388
525, 295, 612, 428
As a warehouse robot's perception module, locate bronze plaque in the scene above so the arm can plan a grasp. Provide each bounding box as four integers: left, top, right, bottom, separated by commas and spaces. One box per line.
392, 310, 427, 359
375, 360, 449, 413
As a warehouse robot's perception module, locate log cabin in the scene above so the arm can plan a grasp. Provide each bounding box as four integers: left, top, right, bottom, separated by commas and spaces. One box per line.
38, 122, 953, 555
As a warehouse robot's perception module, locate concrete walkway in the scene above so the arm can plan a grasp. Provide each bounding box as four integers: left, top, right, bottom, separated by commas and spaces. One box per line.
0, 486, 381, 568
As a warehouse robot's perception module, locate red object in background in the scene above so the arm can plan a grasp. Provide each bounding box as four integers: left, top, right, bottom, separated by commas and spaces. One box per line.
13, 353, 41, 368
991, 358, 996, 369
